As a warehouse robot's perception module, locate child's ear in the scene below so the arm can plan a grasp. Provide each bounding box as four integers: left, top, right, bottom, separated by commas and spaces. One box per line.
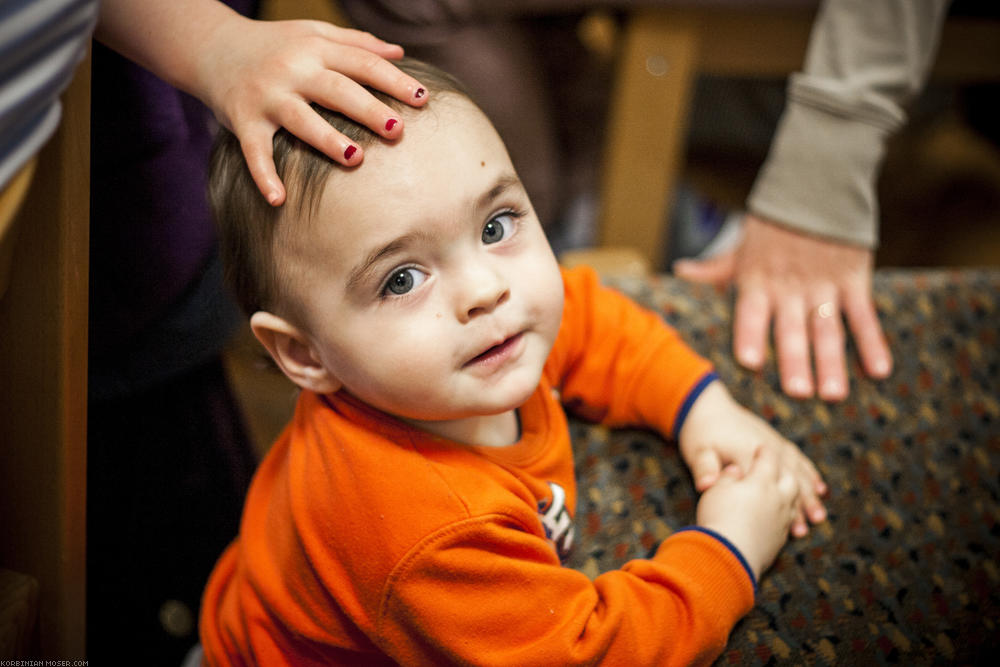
249, 311, 342, 395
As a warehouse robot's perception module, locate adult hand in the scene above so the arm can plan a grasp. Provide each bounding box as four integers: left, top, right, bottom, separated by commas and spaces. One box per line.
197, 16, 428, 206
674, 215, 892, 401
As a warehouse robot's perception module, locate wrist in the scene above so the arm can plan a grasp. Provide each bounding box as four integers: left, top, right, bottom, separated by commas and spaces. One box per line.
677, 378, 732, 446
672, 372, 720, 440
186, 6, 250, 104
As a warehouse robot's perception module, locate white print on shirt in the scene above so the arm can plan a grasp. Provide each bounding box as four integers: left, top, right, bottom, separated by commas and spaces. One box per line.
538, 481, 574, 560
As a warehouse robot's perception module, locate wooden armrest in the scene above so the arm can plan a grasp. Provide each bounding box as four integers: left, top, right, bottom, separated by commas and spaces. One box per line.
0, 160, 37, 301
0, 569, 39, 658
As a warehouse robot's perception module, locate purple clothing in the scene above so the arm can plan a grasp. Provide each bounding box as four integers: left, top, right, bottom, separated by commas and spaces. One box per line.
88, 0, 255, 398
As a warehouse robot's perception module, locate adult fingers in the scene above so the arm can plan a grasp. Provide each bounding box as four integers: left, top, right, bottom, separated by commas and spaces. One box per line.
773, 294, 814, 398
843, 288, 893, 380
810, 297, 849, 402
732, 286, 771, 371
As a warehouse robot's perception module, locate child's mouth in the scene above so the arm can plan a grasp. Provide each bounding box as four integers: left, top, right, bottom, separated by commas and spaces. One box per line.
466, 332, 524, 368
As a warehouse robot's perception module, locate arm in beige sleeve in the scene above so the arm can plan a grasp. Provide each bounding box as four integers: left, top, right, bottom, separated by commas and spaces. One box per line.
747, 0, 951, 248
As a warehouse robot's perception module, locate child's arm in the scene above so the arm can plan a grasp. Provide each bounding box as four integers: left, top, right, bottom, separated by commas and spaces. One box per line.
552, 267, 827, 537
95, 0, 427, 205
678, 380, 827, 538
378, 450, 798, 665
376, 513, 758, 666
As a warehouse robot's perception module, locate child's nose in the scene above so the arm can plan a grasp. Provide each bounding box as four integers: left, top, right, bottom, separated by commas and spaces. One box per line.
455, 263, 510, 322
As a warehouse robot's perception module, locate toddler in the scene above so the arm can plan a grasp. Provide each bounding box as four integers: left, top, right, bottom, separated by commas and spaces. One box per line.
200, 59, 826, 666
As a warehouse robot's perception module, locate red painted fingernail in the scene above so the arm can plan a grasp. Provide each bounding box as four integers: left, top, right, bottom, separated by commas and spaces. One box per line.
344, 145, 357, 161
414, 87, 426, 99
385, 118, 398, 132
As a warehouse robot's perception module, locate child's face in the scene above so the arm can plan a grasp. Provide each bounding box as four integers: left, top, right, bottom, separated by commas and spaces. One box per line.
279, 95, 565, 431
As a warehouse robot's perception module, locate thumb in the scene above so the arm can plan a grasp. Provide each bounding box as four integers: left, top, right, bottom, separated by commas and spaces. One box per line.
689, 449, 723, 491
672, 250, 737, 286
745, 445, 779, 480
239, 124, 286, 206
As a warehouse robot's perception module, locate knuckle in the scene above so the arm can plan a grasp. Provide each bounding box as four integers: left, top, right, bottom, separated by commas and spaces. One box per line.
276, 98, 308, 126
354, 50, 384, 77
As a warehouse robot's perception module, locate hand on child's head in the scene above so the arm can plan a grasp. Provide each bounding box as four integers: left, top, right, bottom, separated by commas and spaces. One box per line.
204, 19, 429, 207
696, 446, 799, 581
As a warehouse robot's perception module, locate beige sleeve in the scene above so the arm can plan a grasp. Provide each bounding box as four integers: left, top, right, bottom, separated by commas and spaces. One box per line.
747, 0, 951, 248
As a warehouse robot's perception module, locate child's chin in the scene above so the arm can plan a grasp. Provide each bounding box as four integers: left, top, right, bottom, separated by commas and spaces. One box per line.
487, 383, 539, 414
451, 384, 538, 418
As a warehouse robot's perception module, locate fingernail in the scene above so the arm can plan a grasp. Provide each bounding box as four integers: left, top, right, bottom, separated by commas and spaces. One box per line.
344, 145, 357, 161
414, 87, 426, 100
812, 507, 827, 522
266, 190, 280, 206
872, 358, 891, 377
738, 347, 762, 367
385, 118, 398, 132
820, 379, 844, 399
788, 377, 811, 396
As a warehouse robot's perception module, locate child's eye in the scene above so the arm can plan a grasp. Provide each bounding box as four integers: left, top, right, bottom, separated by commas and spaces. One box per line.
382, 267, 427, 296
481, 211, 521, 245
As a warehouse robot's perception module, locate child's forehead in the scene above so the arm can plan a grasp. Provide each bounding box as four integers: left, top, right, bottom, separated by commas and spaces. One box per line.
325, 96, 510, 211
385, 94, 497, 159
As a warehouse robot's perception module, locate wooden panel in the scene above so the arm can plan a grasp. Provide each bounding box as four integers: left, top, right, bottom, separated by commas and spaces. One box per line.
696, 8, 815, 77
598, 8, 1000, 270
598, 10, 699, 268
933, 18, 1000, 82
0, 52, 90, 658
259, 0, 347, 24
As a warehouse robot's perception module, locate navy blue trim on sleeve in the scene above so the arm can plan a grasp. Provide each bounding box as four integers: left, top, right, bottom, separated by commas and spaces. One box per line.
671, 371, 719, 440
675, 526, 757, 591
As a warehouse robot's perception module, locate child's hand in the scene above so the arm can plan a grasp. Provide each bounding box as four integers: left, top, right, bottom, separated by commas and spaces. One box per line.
678, 381, 827, 538
197, 16, 428, 205
696, 446, 799, 581
96, 2, 428, 206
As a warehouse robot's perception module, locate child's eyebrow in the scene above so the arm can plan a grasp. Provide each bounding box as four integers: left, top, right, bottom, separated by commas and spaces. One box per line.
346, 234, 420, 291
474, 174, 523, 212
345, 174, 525, 292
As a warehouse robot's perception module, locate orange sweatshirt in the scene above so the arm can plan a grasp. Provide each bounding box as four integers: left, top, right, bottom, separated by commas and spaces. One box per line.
200, 266, 755, 666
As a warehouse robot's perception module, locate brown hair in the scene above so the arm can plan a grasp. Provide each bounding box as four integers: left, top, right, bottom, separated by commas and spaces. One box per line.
209, 58, 470, 321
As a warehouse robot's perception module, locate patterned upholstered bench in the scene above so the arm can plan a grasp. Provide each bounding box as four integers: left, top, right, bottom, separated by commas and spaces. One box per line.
567, 269, 1000, 664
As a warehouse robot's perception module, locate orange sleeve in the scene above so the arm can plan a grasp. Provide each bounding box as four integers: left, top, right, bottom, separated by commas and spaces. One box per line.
546, 266, 715, 438
376, 516, 755, 666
